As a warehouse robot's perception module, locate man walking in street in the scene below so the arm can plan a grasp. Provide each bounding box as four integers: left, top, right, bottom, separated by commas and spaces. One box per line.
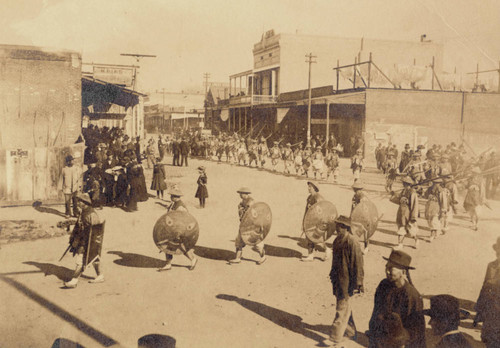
328, 215, 364, 346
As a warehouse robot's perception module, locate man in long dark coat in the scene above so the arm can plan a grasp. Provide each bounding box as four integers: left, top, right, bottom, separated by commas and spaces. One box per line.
328, 216, 364, 345
368, 250, 426, 348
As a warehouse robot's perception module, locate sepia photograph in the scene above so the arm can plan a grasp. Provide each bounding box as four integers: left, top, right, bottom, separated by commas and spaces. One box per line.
0, 1, 499, 347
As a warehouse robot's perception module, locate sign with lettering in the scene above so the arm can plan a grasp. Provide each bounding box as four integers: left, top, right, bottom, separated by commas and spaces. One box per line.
93, 66, 134, 87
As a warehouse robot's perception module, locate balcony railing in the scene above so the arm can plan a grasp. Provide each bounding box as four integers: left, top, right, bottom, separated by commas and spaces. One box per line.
228, 95, 277, 106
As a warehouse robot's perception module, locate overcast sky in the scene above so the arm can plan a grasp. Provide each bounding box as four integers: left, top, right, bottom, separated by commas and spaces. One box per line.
1, 0, 499, 93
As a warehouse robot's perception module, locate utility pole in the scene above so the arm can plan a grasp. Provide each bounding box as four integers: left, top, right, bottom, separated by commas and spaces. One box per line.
120, 53, 156, 138
305, 53, 317, 147
156, 89, 170, 133
203, 73, 211, 131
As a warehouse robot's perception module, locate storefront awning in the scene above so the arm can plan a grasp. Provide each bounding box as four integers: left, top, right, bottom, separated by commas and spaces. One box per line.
82, 76, 146, 110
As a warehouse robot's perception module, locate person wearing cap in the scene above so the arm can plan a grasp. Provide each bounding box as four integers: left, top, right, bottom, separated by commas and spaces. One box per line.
64, 193, 106, 288
229, 187, 266, 264
325, 147, 340, 183
328, 215, 364, 345
302, 181, 330, 261
158, 188, 198, 271
351, 182, 367, 214
485, 151, 499, 199
390, 176, 420, 249
424, 295, 472, 348
62, 155, 82, 218
474, 236, 500, 348
463, 167, 485, 231
270, 141, 281, 171
368, 250, 425, 348
282, 143, 294, 174
311, 146, 324, 179
195, 166, 208, 208
350, 149, 364, 183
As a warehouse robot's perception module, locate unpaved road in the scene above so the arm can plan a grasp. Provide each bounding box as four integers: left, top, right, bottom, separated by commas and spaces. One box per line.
0, 155, 496, 348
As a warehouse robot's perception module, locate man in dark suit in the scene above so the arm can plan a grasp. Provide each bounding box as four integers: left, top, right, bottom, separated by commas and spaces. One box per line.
424, 295, 472, 348
172, 138, 180, 166
180, 138, 189, 167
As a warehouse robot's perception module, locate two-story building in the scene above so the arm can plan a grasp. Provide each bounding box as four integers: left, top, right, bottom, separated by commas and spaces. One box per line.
213, 30, 500, 157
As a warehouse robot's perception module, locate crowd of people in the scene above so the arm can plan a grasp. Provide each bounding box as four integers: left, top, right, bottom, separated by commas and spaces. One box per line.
59, 124, 500, 348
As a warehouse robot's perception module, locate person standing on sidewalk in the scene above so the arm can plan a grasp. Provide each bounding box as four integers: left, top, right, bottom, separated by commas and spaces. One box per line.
180, 137, 189, 167
328, 215, 364, 346
61, 155, 82, 218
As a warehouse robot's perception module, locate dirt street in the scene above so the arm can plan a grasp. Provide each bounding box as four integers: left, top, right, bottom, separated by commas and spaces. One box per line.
0, 155, 496, 348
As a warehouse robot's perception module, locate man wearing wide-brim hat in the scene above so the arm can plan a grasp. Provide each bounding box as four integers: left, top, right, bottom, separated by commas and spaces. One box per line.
324, 146, 340, 183
157, 187, 198, 272
350, 148, 364, 183
463, 166, 485, 231
390, 176, 420, 249
367, 250, 425, 348
328, 215, 364, 345
229, 187, 266, 265
474, 236, 500, 348
311, 145, 324, 179
424, 294, 472, 348
64, 193, 106, 288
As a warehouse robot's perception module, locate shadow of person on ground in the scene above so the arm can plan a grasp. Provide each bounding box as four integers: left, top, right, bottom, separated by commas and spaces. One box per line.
137, 334, 176, 348
107, 251, 164, 268
51, 337, 85, 348
194, 245, 234, 261
32, 201, 67, 218
277, 235, 309, 249
264, 244, 303, 259
23, 261, 74, 281
216, 294, 332, 347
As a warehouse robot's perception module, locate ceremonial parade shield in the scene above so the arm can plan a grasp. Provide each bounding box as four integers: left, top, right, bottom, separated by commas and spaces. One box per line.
239, 202, 272, 246
83, 221, 106, 268
303, 201, 338, 244
153, 211, 200, 255
351, 200, 379, 241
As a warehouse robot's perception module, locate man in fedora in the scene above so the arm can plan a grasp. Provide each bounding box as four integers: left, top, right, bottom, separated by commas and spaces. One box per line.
474, 236, 500, 348
368, 250, 425, 348
64, 193, 105, 288
328, 215, 364, 345
302, 181, 328, 262
229, 187, 266, 265
424, 295, 472, 348
62, 154, 82, 218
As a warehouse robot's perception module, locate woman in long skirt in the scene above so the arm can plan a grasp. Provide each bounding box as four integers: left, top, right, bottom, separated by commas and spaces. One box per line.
151, 158, 167, 199
195, 166, 208, 208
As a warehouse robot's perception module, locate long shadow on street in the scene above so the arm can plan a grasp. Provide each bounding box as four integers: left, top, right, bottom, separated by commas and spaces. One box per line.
216, 294, 333, 347
23, 261, 74, 281
107, 251, 164, 268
